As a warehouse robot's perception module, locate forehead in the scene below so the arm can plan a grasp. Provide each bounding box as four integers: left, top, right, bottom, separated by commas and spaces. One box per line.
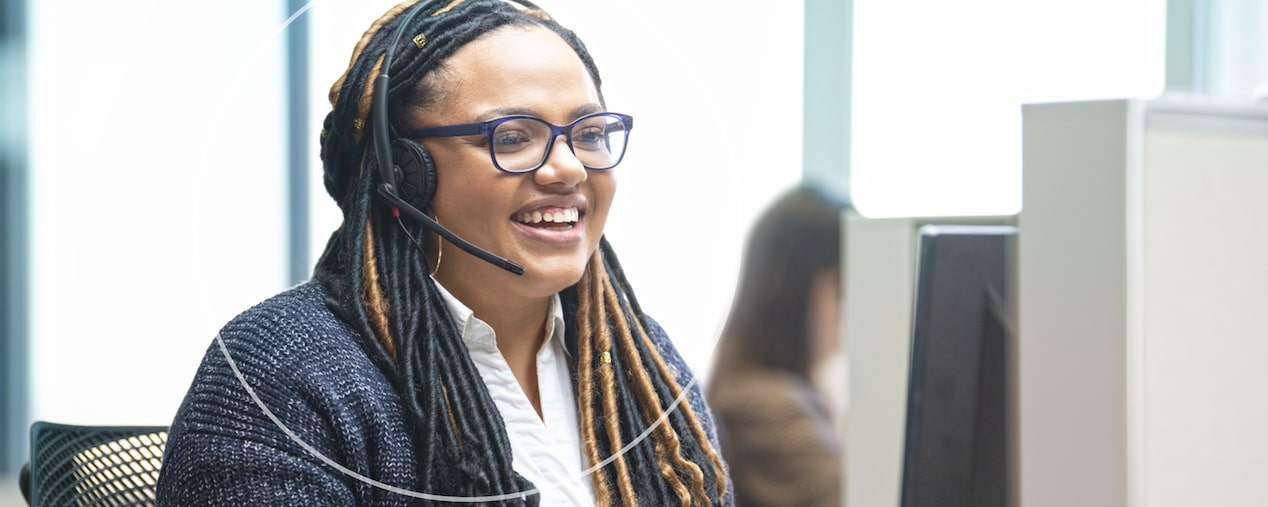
419, 25, 600, 123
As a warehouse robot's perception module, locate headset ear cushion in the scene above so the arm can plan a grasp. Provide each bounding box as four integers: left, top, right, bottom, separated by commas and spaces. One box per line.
391, 139, 438, 209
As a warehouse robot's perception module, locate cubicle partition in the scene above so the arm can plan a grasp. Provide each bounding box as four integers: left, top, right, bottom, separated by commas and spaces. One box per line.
1018, 98, 1268, 507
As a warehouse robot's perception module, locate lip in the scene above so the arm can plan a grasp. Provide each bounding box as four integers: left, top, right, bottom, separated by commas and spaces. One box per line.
510, 195, 587, 244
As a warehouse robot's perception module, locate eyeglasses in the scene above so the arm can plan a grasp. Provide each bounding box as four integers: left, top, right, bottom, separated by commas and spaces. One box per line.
409, 112, 634, 174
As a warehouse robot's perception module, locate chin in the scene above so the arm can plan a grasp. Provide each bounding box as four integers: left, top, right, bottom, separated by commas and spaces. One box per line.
525, 257, 591, 294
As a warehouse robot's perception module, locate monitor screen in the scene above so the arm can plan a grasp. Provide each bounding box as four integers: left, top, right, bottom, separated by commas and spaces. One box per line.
900, 224, 1015, 507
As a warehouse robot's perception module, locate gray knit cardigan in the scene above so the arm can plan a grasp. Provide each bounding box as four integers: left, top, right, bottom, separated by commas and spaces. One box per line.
155, 281, 724, 505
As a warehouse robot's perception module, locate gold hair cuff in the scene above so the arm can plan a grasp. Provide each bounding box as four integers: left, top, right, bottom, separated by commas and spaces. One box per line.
601, 351, 611, 364
412, 34, 427, 49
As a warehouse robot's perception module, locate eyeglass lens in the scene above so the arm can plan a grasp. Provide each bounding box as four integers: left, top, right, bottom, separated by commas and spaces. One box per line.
491, 114, 628, 172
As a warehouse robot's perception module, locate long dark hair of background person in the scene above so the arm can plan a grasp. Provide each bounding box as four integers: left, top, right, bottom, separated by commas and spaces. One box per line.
713, 185, 845, 376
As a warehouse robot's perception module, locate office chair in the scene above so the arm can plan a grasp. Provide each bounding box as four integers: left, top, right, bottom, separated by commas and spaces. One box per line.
22, 421, 168, 507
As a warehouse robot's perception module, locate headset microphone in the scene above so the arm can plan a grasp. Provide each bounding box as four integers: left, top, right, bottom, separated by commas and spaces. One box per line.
378, 186, 526, 276
371, 13, 525, 276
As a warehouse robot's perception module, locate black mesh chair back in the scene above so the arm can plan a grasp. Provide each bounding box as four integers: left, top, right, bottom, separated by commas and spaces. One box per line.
20, 462, 31, 504
26, 421, 168, 507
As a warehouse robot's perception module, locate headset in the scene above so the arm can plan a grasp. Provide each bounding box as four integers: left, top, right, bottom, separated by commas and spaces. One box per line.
371, 3, 526, 276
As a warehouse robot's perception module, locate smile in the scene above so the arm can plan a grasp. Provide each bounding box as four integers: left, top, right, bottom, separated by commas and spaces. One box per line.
513, 207, 580, 227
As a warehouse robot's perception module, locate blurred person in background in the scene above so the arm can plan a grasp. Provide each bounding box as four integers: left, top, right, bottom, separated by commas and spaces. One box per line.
708, 184, 846, 507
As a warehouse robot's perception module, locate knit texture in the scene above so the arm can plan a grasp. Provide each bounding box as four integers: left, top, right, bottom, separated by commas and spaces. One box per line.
155, 281, 720, 506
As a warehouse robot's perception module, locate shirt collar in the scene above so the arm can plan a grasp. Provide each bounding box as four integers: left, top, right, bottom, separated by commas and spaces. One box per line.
430, 277, 567, 357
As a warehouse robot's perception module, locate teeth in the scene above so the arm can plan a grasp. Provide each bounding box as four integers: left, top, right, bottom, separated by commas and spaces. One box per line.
515, 208, 579, 225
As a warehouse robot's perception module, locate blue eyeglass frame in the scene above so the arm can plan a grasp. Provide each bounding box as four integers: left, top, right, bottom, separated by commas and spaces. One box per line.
407, 111, 634, 173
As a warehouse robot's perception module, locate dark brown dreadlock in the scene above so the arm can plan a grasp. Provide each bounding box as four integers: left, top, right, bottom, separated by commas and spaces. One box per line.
313, 1, 728, 504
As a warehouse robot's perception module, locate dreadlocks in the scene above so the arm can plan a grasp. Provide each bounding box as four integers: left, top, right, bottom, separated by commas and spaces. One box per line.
312, 1, 728, 504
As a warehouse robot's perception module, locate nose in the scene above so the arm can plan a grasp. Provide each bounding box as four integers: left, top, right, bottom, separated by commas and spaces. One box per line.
533, 134, 587, 188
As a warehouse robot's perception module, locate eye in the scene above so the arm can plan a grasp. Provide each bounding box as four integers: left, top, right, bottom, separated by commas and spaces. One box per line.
490, 129, 533, 152
571, 126, 607, 150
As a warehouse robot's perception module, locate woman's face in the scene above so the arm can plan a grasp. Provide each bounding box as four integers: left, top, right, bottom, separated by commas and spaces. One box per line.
413, 25, 615, 303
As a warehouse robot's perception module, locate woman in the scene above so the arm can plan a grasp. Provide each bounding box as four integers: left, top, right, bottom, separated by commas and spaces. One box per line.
707, 185, 846, 507
156, 1, 729, 505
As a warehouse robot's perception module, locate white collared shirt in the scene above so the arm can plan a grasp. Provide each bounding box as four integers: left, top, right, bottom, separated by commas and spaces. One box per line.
432, 280, 596, 506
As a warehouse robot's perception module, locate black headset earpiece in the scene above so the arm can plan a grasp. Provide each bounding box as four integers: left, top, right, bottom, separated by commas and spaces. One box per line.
391, 138, 437, 209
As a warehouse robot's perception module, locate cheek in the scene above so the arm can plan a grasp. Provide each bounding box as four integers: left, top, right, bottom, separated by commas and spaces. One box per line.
428, 147, 501, 213
813, 279, 844, 354
430, 179, 483, 224
586, 172, 618, 227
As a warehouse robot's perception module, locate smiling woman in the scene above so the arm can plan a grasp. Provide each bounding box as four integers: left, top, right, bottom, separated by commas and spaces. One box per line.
155, 1, 731, 505
408, 25, 618, 304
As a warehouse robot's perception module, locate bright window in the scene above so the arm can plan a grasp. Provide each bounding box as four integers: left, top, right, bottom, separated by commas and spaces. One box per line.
851, 0, 1166, 218
27, 0, 290, 425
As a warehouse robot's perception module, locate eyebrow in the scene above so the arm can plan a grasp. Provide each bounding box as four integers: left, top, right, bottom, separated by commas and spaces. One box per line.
474, 103, 604, 123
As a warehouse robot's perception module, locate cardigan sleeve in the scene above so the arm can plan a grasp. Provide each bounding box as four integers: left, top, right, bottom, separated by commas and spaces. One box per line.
157, 335, 357, 506
156, 284, 417, 506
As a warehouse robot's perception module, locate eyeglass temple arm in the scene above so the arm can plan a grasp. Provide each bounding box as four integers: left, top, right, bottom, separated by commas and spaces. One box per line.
409, 123, 485, 139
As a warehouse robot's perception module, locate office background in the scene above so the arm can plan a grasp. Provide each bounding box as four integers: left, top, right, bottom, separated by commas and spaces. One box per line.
2, 0, 1265, 505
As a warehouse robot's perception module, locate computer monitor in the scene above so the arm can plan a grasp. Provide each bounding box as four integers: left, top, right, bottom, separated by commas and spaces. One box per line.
899, 224, 1016, 507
